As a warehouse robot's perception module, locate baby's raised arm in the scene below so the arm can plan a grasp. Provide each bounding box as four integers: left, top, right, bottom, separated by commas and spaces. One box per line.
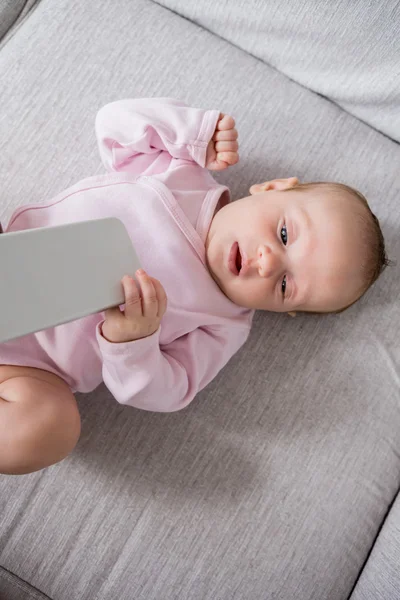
95, 97, 221, 176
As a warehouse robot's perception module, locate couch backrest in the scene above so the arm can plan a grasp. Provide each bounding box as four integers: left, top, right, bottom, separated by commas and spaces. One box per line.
155, 0, 400, 143
0, 0, 24, 41
0, 0, 38, 45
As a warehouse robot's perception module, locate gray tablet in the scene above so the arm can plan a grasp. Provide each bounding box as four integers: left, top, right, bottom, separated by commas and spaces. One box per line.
0, 218, 142, 342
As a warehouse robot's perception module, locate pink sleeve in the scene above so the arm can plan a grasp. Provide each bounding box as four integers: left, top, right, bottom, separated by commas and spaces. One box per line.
95, 323, 250, 412
95, 97, 220, 175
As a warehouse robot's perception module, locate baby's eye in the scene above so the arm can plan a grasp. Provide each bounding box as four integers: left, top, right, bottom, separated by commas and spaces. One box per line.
280, 224, 288, 245
281, 275, 287, 297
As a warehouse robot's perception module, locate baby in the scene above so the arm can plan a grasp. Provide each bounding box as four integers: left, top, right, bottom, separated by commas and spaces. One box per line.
0, 98, 388, 475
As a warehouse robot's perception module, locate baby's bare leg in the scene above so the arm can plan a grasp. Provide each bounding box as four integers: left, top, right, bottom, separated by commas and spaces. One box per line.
0, 366, 81, 475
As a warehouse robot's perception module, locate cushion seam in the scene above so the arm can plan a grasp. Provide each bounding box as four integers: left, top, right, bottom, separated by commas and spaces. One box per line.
0, 0, 43, 50
347, 484, 400, 599
148, 0, 400, 146
0, 564, 52, 600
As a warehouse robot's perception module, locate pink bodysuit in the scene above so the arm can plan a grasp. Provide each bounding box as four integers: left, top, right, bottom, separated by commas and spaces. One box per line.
0, 98, 254, 412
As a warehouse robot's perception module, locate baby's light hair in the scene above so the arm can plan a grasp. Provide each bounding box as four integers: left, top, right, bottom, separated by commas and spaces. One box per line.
282, 181, 391, 314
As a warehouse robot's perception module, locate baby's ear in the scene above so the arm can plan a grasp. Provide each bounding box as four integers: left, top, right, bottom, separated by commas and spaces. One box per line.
249, 178, 299, 195
249, 183, 262, 194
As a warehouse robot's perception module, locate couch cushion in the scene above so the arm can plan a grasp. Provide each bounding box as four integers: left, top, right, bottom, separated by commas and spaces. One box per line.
154, 0, 400, 143
0, 1, 400, 599
350, 490, 400, 600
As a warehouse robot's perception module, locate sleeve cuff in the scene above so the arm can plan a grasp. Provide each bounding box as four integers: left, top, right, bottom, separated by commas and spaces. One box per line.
96, 321, 161, 357
190, 109, 220, 167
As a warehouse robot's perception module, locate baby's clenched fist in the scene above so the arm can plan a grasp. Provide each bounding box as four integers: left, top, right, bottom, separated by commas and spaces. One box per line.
205, 113, 239, 171
101, 270, 167, 343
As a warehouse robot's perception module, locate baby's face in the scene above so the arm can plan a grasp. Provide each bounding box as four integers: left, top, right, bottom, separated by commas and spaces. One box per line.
205, 183, 365, 313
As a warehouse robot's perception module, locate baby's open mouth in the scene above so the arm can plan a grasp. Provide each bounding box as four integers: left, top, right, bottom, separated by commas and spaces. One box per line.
228, 242, 242, 276
236, 245, 242, 272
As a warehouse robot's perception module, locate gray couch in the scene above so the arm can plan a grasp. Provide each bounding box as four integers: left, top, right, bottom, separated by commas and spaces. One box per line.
0, 1, 399, 599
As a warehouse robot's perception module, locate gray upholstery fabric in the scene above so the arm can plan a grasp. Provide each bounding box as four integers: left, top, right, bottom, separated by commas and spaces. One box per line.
0, 0, 39, 45
0, 567, 50, 600
351, 492, 400, 599
0, 1, 399, 599
155, 0, 400, 143
0, 0, 26, 40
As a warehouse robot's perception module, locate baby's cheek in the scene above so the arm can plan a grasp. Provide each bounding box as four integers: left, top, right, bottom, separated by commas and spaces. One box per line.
245, 280, 275, 311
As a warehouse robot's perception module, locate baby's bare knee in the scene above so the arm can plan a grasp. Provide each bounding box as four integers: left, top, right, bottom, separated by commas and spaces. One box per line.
0, 375, 81, 475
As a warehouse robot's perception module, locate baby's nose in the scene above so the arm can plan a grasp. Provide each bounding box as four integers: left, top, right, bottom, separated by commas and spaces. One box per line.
257, 244, 279, 278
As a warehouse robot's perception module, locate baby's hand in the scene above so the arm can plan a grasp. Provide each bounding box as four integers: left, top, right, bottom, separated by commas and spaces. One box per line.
205, 113, 239, 171
101, 270, 167, 343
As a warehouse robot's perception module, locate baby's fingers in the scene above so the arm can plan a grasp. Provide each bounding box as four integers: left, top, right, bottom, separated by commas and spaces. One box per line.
216, 151, 239, 166
129, 270, 158, 318
217, 114, 235, 131
121, 274, 142, 316
131, 270, 167, 319
213, 128, 238, 142
104, 305, 123, 322
215, 140, 239, 153
149, 277, 168, 317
